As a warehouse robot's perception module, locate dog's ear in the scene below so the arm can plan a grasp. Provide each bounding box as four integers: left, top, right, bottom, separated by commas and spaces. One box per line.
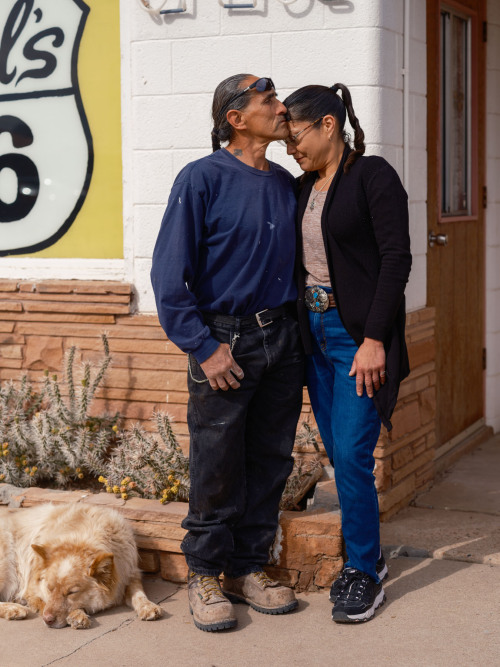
31, 544, 50, 561
88, 552, 115, 590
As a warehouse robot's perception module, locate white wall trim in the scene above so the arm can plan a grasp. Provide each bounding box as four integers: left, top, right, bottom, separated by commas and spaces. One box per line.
0, 259, 126, 282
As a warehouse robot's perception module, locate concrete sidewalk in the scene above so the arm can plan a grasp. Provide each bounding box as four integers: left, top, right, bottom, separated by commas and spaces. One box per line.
1, 436, 499, 667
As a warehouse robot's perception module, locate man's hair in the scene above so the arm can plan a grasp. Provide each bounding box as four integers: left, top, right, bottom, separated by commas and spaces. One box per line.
211, 73, 252, 152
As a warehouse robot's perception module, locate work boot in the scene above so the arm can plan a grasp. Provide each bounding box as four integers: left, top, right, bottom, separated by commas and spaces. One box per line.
187, 571, 237, 632
222, 570, 298, 615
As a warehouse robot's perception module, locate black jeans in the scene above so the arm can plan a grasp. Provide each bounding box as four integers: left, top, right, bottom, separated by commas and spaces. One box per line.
181, 309, 304, 577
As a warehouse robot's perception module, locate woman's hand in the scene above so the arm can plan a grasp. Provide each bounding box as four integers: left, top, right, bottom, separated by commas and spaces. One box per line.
349, 338, 386, 398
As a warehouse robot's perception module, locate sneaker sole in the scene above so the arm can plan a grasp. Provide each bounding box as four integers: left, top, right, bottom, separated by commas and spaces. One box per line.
223, 591, 298, 615
189, 605, 237, 632
332, 588, 386, 624
329, 567, 388, 604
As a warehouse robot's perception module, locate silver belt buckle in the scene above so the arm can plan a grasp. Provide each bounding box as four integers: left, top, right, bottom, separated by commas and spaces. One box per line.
256, 309, 272, 328
305, 286, 330, 313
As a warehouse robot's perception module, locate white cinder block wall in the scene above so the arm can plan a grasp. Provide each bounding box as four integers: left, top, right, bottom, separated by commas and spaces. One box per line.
121, 0, 428, 316
486, 0, 500, 432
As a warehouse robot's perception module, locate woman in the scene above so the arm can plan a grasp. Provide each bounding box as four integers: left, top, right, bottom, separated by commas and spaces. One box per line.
283, 84, 412, 623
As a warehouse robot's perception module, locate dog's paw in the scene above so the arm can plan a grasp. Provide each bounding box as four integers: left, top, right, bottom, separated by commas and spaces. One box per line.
137, 599, 163, 621
67, 609, 92, 629
26, 595, 45, 614
0, 603, 29, 620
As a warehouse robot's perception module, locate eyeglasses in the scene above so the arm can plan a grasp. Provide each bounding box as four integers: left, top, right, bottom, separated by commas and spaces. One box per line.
219, 77, 276, 118
278, 116, 324, 147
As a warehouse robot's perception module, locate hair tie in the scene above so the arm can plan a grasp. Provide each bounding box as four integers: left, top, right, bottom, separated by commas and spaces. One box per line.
330, 85, 340, 94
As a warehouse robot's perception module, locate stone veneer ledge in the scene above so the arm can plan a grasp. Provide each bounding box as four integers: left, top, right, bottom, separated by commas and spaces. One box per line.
0, 483, 343, 592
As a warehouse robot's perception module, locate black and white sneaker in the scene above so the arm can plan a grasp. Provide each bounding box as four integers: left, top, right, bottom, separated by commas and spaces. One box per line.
330, 553, 388, 603
331, 569, 386, 623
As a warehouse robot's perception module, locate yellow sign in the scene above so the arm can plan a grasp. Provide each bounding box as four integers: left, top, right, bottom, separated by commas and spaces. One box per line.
0, 0, 122, 258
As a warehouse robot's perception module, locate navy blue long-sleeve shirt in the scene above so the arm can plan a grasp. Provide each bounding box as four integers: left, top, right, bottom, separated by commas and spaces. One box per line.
151, 148, 298, 363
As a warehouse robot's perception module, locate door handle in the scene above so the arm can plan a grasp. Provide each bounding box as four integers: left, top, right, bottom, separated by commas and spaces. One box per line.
429, 231, 448, 248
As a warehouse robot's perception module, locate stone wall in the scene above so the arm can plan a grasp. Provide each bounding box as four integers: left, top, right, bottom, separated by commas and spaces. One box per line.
0, 279, 437, 520
375, 307, 437, 519
0, 481, 342, 592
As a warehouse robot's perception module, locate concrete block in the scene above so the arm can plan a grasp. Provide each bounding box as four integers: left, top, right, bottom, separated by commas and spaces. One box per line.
366, 144, 403, 177
487, 25, 500, 70
272, 29, 398, 90
487, 158, 500, 198
487, 0, 500, 24
131, 41, 172, 96
133, 257, 156, 313
132, 94, 213, 150
408, 201, 427, 256
129, 0, 220, 42
324, 0, 401, 33
410, 0, 426, 42
487, 113, 500, 159
486, 246, 500, 290
485, 381, 500, 430
485, 288, 500, 334
410, 39, 427, 95
172, 35, 272, 94
487, 70, 500, 113
172, 149, 212, 176
410, 93, 427, 149
132, 150, 173, 205
222, 0, 323, 35
133, 205, 165, 258
408, 148, 427, 202
406, 254, 427, 313
486, 332, 500, 375
351, 86, 402, 148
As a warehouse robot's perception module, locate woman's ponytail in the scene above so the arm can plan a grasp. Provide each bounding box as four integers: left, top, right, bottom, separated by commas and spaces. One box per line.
332, 83, 365, 173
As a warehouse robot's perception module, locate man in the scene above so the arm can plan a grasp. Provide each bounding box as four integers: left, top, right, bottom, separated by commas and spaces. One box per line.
151, 74, 304, 632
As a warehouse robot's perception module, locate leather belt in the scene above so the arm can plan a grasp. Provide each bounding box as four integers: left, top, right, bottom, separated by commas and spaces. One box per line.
202, 304, 293, 329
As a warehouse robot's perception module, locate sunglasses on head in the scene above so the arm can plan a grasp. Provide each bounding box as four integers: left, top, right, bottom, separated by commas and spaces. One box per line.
219, 77, 276, 118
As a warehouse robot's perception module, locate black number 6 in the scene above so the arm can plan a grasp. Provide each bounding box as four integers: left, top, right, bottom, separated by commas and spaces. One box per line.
0, 115, 39, 223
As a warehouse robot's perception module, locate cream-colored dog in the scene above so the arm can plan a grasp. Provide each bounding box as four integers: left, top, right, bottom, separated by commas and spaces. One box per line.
0, 503, 163, 628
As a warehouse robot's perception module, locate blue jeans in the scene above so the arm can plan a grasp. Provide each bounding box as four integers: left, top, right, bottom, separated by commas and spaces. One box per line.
182, 310, 304, 577
306, 299, 381, 581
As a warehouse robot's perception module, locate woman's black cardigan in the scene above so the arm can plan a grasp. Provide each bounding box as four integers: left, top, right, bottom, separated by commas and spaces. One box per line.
295, 146, 412, 430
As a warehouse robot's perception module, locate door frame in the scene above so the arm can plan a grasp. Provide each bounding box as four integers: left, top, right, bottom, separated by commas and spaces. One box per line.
426, 0, 488, 455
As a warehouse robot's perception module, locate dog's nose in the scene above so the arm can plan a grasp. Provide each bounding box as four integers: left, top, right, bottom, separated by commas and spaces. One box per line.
43, 613, 56, 626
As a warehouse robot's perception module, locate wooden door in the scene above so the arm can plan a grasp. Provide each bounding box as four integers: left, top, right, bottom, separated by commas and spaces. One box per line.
426, 0, 486, 448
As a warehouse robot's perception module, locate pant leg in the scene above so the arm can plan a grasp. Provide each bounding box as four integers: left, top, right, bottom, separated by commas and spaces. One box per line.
307, 307, 381, 581
305, 319, 336, 463
181, 320, 260, 576
182, 314, 304, 577
225, 315, 304, 577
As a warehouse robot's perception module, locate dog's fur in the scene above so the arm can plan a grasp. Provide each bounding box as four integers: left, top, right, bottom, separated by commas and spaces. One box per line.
0, 503, 162, 628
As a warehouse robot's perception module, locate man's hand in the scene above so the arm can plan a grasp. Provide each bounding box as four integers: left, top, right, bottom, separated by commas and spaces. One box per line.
200, 343, 244, 391
349, 337, 386, 398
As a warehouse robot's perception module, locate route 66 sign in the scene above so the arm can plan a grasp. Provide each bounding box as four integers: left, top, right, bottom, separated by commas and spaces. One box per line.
0, 0, 93, 256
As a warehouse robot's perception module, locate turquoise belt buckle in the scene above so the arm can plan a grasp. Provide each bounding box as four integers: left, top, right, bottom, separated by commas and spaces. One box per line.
305, 285, 329, 313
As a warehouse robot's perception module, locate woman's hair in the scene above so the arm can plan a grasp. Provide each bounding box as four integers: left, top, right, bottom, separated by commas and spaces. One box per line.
211, 73, 252, 152
283, 83, 365, 173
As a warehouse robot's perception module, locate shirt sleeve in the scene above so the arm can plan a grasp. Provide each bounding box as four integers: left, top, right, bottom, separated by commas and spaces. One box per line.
361, 158, 413, 342
150, 174, 219, 363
